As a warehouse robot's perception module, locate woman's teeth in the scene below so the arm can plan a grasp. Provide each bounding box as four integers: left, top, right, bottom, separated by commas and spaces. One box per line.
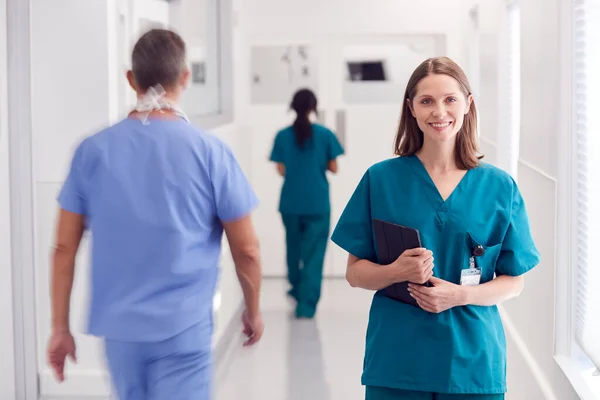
430, 122, 452, 128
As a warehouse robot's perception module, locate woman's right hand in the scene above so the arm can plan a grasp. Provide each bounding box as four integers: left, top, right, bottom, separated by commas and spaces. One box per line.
392, 248, 434, 284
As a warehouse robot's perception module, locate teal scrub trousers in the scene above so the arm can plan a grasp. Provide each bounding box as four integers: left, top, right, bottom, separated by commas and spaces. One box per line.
281, 213, 330, 318
366, 387, 505, 400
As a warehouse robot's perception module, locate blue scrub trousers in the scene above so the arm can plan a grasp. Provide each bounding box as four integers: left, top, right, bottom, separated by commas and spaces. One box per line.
366, 387, 505, 400
104, 322, 212, 400
281, 213, 330, 318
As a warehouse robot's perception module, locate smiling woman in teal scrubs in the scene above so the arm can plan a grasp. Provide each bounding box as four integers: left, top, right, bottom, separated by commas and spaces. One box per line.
331, 57, 540, 399
270, 88, 344, 318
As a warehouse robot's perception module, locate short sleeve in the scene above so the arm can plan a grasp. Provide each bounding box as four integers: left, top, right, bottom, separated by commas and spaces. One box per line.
331, 171, 376, 262
495, 183, 541, 276
211, 142, 260, 222
327, 130, 344, 160
269, 132, 285, 163
57, 141, 88, 215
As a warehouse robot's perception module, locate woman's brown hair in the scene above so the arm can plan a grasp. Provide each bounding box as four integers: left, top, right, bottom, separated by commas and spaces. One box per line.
394, 56, 482, 170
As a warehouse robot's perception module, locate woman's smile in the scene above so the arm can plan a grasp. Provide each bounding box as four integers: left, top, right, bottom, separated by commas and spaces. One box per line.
428, 121, 454, 132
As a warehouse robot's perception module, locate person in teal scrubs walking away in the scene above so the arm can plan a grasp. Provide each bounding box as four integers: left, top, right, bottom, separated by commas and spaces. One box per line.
331, 57, 540, 400
270, 88, 344, 319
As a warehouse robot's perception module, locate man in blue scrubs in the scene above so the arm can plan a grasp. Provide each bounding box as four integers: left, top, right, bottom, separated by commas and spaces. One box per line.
46, 29, 264, 400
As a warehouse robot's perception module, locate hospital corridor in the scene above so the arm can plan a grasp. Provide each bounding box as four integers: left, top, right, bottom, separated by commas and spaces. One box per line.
214, 279, 372, 400
1, 0, 600, 400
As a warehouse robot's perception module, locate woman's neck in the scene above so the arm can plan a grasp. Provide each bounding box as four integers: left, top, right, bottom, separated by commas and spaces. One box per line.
416, 140, 458, 172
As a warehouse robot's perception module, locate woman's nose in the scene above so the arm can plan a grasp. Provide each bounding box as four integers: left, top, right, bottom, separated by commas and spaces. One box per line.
432, 104, 447, 117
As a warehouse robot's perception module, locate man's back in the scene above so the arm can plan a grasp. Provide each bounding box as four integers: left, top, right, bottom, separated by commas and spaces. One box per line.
58, 117, 258, 342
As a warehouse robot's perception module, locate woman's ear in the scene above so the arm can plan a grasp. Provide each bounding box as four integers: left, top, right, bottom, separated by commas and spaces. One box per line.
465, 93, 474, 114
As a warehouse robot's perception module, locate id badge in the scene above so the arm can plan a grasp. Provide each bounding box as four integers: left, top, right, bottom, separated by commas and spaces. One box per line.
460, 256, 481, 286
460, 268, 481, 286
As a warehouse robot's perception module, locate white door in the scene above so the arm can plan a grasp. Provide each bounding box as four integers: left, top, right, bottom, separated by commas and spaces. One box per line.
249, 34, 445, 278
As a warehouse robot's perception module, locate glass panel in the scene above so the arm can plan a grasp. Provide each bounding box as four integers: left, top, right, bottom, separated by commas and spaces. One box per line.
170, 0, 222, 117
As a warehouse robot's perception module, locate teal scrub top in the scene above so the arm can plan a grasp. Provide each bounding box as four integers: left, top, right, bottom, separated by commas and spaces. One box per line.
270, 123, 344, 215
331, 155, 540, 394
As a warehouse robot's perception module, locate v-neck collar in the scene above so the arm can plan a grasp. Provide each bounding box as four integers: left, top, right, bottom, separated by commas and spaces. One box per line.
407, 154, 473, 217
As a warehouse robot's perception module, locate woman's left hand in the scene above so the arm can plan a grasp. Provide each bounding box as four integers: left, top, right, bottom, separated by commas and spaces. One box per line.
408, 277, 466, 313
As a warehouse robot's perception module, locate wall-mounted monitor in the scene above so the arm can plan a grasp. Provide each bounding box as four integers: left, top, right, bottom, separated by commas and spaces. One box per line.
347, 61, 387, 81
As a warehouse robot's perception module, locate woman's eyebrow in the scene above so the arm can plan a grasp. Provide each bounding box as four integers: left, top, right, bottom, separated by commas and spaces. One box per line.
417, 92, 459, 98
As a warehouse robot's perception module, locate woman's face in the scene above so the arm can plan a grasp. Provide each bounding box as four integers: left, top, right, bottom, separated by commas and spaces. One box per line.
408, 73, 473, 144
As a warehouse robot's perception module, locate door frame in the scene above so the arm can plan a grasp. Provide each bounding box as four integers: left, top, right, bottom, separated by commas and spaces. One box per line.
0, 0, 17, 398
7, 0, 39, 398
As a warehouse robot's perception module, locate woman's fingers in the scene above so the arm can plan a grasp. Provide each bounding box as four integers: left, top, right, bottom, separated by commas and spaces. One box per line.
409, 287, 435, 307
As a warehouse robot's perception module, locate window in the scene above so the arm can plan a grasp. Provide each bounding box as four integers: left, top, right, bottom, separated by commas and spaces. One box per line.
113, 0, 234, 127
170, 0, 234, 127
497, 0, 521, 178
573, 0, 600, 376
506, 0, 520, 178
556, 3, 600, 396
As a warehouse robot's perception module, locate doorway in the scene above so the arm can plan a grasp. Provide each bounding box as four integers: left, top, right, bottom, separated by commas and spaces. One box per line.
248, 34, 445, 278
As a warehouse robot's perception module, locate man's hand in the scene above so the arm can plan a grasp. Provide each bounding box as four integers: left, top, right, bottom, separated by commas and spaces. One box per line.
408, 277, 467, 313
47, 331, 77, 382
241, 310, 264, 347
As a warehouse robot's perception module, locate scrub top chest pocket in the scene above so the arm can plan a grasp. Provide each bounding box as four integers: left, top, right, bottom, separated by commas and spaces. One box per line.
465, 233, 503, 284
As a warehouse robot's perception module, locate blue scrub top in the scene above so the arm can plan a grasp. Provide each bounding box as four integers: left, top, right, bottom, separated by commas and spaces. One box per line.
331, 155, 540, 394
58, 118, 259, 342
269, 123, 344, 215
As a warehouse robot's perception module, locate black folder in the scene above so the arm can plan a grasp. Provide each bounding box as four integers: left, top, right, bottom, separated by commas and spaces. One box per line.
373, 219, 431, 307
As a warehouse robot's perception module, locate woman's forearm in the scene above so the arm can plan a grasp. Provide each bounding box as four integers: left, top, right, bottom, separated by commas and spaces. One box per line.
461, 275, 525, 306
50, 247, 76, 333
346, 258, 403, 291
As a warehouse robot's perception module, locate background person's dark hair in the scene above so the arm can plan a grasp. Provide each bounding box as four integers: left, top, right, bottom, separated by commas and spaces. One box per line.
290, 88, 318, 148
131, 29, 187, 92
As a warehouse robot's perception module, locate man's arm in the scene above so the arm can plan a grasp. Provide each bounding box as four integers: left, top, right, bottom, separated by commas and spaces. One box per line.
222, 214, 263, 344
51, 209, 85, 334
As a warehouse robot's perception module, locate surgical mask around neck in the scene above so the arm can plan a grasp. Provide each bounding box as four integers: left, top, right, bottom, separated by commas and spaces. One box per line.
133, 84, 189, 125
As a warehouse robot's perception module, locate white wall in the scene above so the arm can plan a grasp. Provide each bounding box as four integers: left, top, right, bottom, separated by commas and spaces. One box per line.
476, 0, 504, 165
477, 0, 580, 399
0, 0, 17, 398
245, 0, 473, 65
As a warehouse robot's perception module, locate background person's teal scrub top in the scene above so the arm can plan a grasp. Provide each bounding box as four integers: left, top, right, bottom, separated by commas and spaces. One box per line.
269, 123, 344, 215
331, 155, 540, 394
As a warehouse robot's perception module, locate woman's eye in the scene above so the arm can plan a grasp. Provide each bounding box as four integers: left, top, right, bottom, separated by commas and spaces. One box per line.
447, 97, 457, 103
421, 99, 432, 105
